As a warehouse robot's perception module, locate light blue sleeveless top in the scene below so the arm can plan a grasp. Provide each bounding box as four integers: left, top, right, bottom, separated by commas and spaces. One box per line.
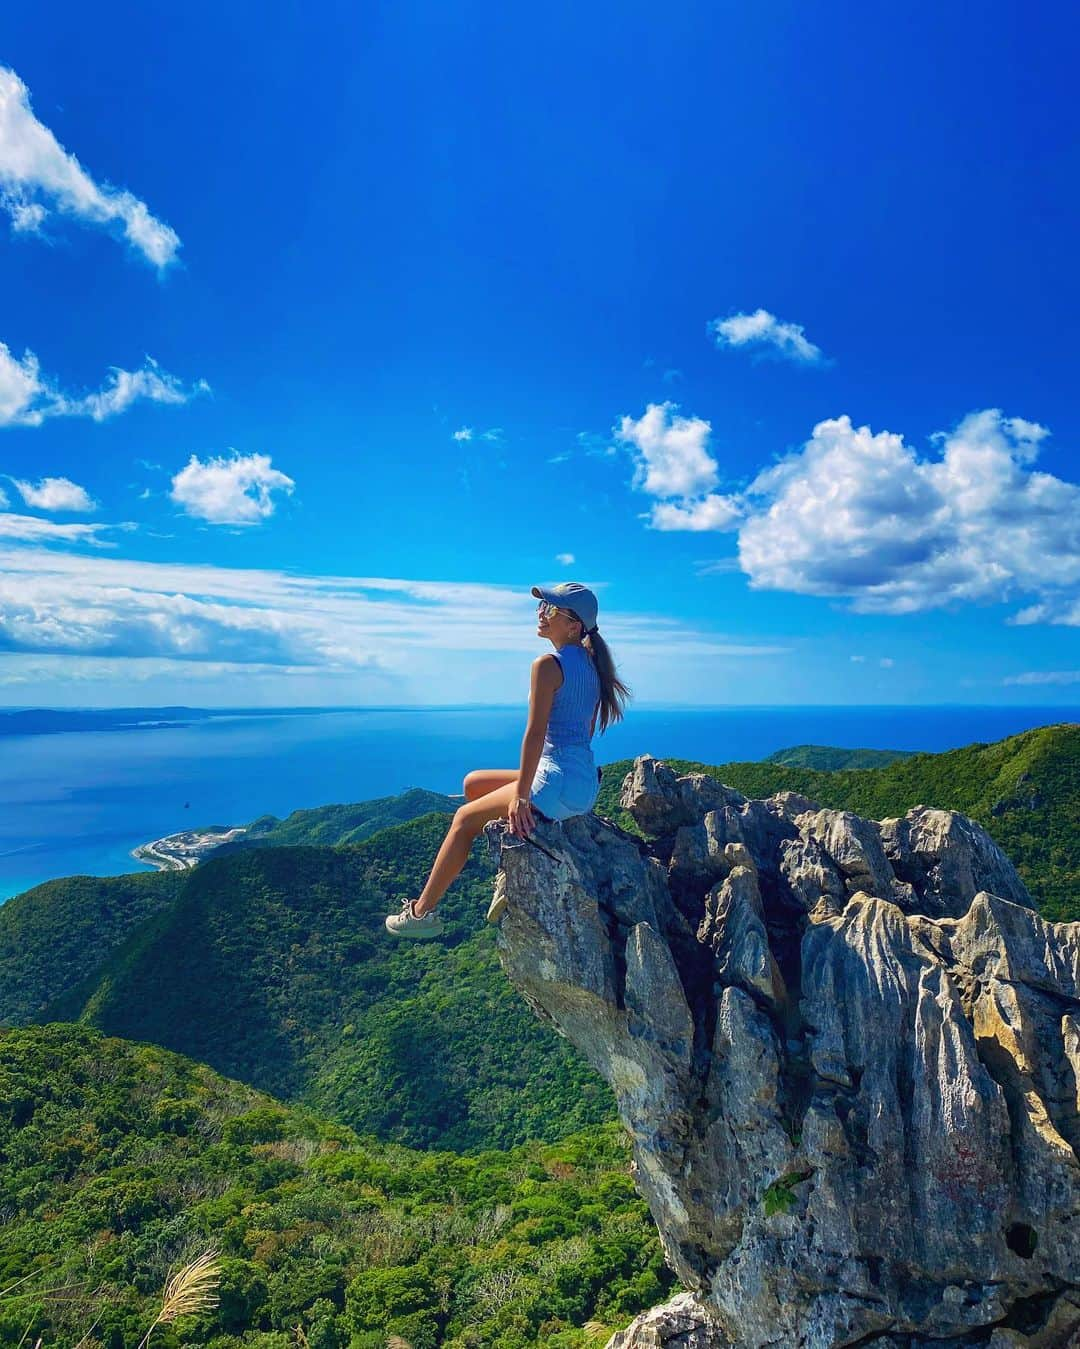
544, 643, 601, 754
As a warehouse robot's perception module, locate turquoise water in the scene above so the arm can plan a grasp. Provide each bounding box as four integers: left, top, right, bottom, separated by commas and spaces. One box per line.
1, 704, 1075, 902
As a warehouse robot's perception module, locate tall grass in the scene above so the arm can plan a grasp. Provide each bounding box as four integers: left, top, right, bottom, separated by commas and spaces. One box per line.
134, 1247, 222, 1349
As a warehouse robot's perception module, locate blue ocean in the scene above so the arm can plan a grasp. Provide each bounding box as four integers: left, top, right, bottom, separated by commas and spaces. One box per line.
1, 704, 1075, 902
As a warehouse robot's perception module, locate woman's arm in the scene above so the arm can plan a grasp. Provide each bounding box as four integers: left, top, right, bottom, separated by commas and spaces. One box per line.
509, 655, 561, 836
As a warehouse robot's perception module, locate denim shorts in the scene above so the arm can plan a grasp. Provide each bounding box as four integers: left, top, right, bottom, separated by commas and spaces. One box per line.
529, 747, 600, 822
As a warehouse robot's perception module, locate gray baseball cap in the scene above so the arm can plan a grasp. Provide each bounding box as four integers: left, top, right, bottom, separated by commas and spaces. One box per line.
531, 582, 599, 633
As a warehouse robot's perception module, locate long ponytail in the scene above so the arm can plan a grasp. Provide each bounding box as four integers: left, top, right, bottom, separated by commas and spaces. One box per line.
582, 628, 631, 733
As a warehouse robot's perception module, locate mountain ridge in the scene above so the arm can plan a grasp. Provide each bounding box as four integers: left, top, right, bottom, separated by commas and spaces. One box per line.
1, 722, 1075, 1157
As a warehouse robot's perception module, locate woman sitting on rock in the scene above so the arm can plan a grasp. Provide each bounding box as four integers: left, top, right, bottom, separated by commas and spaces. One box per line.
385, 581, 630, 938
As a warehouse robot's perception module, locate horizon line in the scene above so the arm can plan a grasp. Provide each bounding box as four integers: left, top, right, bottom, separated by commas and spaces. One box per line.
1, 702, 1077, 714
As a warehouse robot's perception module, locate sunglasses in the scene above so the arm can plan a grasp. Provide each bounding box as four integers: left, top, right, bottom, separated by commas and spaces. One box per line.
537, 600, 580, 622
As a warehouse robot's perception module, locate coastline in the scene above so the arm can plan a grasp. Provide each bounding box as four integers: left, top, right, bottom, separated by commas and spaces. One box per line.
3, 703, 1074, 903
131, 827, 247, 872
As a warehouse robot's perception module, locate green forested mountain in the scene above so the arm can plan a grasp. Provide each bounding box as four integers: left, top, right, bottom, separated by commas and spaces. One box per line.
762, 743, 915, 770
215, 787, 457, 854
597, 722, 1080, 919
2, 721, 1075, 1170
0, 1023, 669, 1349
36, 816, 614, 1152
0, 870, 184, 1024
0, 788, 454, 1027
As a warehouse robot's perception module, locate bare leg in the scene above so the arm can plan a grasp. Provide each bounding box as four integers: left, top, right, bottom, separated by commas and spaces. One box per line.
414, 780, 520, 915
462, 768, 518, 801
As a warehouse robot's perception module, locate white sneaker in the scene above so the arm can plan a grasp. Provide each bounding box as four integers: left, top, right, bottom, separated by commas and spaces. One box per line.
384, 897, 445, 939
486, 891, 508, 924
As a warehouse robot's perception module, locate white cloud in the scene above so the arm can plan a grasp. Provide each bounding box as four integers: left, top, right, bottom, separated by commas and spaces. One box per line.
693, 557, 741, 576
11, 475, 96, 511
453, 425, 503, 444
709, 308, 825, 364
0, 654, 378, 689
850, 655, 866, 662
9, 199, 45, 232
555, 552, 575, 565
742, 409, 1079, 617
1003, 669, 1080, 686
0, 344, 45, 425
649, 494, 743, 532
933, 414, 1049, 463
169, 452, 296, 526
75, 362, 209, 422
616, 402, 720, 499
0, 512, 113, 544
1006, 596, 1080, 627
644, 407, 1080, 624
0, 66, 180, 267
879, 657, 894, 668
614, 403, 747, 534
0, 547, 790, 678
0, 342, 206, 428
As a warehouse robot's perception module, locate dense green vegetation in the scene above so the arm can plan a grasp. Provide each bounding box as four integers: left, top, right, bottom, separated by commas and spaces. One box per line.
215, 788, 457, 855
0, 871, 183, 1025
0, 787, 455, 1028
596, 722, 1080, 918
0, 1024, 669, 1349
761, 744, 915, 770
39, 816, 613, 1152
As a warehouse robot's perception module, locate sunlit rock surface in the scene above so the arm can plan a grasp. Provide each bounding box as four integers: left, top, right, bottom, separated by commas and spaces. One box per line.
488, 755, 1080, 1349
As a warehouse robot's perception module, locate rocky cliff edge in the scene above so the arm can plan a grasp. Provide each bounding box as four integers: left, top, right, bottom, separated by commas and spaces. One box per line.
488, 755, 1080, 1349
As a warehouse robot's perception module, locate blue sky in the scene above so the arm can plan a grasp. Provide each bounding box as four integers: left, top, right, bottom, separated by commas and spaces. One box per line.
1, 1, 1078, 708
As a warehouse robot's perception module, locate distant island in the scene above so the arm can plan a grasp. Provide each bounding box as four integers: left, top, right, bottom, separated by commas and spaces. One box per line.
0, 707, 212, 736
0, 704, 517, 738
0, 706, 362, 737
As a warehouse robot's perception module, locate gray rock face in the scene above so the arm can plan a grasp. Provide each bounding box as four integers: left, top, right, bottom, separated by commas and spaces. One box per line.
490, 756, 1080, 1349
607, 1292, 732, 1347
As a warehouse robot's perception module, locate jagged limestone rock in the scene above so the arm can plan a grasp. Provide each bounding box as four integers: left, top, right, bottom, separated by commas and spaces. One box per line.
880, 804, 1033, 917
488, 756, 1080, 1349
619, 756, 746, 837
607, 1291, 732, 1347
698, 866, 786, 1012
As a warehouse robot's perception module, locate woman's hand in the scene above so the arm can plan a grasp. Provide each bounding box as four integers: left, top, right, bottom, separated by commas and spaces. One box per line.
508, 794, 536, 838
